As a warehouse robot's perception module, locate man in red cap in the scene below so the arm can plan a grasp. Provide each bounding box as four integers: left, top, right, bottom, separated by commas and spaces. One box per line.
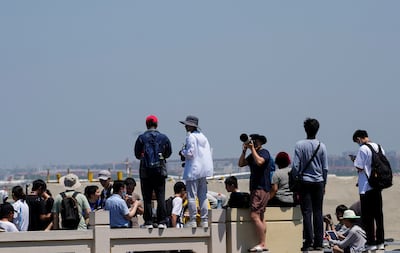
134, 114, 172, 229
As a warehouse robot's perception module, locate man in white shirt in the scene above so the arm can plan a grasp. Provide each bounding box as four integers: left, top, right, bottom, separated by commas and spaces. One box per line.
352, 129, 385, 251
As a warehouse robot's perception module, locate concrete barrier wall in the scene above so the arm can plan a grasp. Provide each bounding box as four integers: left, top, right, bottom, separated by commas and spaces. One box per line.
226, 207, 302, 253
0, 207, 302, 253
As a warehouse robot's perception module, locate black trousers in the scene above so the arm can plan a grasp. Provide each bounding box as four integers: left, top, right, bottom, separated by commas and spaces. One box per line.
299, 181, 325, 248
140, 176, 167, 225
360, 188, 384, 245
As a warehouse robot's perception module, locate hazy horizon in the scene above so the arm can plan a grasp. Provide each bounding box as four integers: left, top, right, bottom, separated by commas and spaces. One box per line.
1, 1, 400, 168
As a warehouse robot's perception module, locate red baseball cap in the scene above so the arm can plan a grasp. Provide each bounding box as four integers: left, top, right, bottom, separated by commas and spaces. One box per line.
146, 115, 158, 124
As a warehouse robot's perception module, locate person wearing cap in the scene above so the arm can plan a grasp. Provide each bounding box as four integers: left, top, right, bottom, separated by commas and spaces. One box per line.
268, 151, 295, 207
179, 115, 213, 228
11, 185, 29, 231
0, 202, 19, 232
26, 179, 51, 231
51, 173, 91, 230
98, 169, 113, 208
327, 209, 366, 253
292, 118, 328, 251
238, 133, 273, 252
0, 190, 8, 204
134, 114, 172, 229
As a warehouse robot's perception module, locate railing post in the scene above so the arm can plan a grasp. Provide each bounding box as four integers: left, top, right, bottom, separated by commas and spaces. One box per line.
209, 209, 227, 253
89, 210, 111, 253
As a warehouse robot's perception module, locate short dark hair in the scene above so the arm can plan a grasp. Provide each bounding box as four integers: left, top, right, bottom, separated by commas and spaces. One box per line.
124, 177, 136, 187
304, 118, 320, 137
352, 129, 368, 142
173, 181, 186, 194
335, 204, 348, 216
224, 176, 238, 189
32, 179, 47, 192
112, 180, 125, 193
0, 202, 15, 218
146, 121, 158, 129
12, 185, 26, 200
84, 185, 99, 198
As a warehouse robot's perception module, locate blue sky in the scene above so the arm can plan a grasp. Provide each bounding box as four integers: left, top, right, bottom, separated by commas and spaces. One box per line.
1, 1, 399, 168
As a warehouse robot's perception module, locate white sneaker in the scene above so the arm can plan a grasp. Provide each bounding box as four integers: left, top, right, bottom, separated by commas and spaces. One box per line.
200, 221, 209, 228
141, 224, 153, 229
185, 221, 197, 228
361, 244, 377, 251
377, 243, 385, 250
158, 223, 167, 229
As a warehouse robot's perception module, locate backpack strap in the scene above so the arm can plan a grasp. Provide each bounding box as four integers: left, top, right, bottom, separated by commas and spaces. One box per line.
363, 143, 379, 179
60, 192, 67, 198
72, 192, 79, 198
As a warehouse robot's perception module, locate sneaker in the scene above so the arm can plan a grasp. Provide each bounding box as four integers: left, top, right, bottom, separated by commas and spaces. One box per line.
141, 224, 153, 229
200, 221, 209, 228
185, 221, 197, 228
158, 223, 167, 229
377, 243, 385, 250
361, 244, 377, 251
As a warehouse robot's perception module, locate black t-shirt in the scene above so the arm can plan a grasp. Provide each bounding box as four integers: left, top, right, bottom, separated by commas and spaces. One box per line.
26, 194, 47, 231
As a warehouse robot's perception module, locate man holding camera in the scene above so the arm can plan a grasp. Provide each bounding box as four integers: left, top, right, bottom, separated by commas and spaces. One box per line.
238, 134, 272, 252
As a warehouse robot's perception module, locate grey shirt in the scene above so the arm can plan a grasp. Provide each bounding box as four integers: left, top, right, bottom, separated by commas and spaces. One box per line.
271, 167, 294, 203
292, 139, 328, 183
330, 225, 366, 252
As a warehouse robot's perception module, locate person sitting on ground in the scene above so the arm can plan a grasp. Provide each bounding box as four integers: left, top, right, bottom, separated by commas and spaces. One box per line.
224, 176, 250, 208
0, 202, 19, 232
167, 181, 186, 228
104, 180, 139, 228
268, 152, 295, 207
324, 204, 349, 239
11, 185, 29, 231
124, 177, 144, 227
84, 185, 101, 211
327, 209, 366, 253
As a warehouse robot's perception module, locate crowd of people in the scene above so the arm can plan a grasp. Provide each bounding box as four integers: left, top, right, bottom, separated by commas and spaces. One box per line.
0, 115, 388, 253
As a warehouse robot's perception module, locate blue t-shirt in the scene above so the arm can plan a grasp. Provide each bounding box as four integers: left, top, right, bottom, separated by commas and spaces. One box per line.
246, 148, 272, 192
104, 194, 130, 228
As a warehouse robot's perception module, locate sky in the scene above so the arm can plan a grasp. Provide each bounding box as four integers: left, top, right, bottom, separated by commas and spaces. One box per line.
1, 1, 400, 169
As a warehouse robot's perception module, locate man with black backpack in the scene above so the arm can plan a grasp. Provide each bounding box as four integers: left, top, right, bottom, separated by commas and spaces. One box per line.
134, 115, 172, 229
352, 129, 390, 251
51, 173, 91, 230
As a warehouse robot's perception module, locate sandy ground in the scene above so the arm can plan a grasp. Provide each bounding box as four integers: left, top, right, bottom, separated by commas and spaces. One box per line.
46, 174, 400, 242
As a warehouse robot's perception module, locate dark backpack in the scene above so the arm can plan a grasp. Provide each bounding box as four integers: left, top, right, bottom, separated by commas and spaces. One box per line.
142, 131, 166, 171
364, 143, 393, 190
165, 196, 176, 227
60, 192, 80, 229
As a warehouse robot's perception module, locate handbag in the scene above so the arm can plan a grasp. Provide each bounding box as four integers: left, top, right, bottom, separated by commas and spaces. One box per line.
289, 142, 321, 192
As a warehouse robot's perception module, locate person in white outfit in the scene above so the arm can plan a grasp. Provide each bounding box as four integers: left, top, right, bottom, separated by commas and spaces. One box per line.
179, 115, 214, 228
11, 185, 29, 231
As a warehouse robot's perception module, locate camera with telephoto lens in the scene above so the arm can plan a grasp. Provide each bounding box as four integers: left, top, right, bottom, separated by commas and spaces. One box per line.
240, 133, 253, 145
